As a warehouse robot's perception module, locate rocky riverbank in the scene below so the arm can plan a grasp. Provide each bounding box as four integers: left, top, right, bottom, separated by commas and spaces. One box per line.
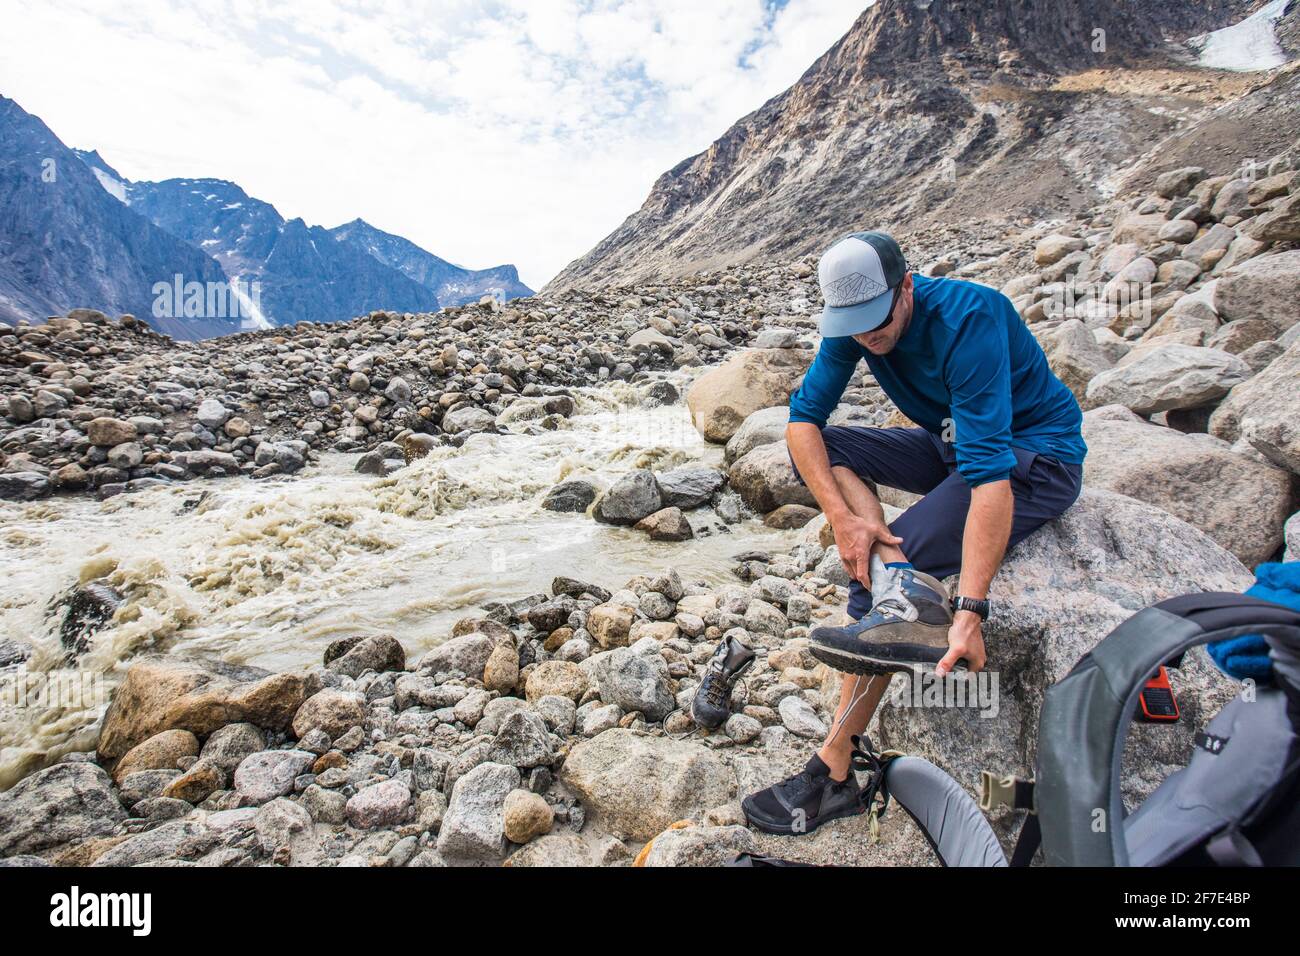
0, 481, 1263, 868
3, 137, 1300, 867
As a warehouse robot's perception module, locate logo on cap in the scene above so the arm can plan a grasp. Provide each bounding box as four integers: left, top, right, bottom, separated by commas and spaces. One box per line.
824, 271, 887, 308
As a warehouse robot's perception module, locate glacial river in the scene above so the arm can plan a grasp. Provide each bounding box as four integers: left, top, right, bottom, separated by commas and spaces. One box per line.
0, 383, 797, 788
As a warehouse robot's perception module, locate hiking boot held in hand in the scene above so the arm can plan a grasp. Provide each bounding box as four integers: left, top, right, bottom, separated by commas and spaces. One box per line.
809, 554, 958, 676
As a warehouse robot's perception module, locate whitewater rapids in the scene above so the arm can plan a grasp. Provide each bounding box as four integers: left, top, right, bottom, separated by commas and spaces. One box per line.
0, 383, 797, 788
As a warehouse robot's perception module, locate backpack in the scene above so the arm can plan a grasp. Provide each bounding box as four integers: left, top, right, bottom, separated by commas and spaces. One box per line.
856, 591, 1300, 867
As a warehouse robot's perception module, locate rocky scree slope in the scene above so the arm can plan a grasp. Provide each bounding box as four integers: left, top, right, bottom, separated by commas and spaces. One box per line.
545, 0, 1289, 291
0, 263, 823, 501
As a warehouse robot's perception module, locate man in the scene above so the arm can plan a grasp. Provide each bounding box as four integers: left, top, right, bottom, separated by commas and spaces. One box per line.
740, 231, 1087, 836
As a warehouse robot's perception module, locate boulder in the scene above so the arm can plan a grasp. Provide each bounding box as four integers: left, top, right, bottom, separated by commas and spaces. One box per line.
291, 689, 367, 740
641, 823, 758, 867
524, 659, 590, 702
541, 478, 600, 513
582, 643, 676, 720
97, 657, 305, 762
560, 729, 737, 841
1034, 234, 1085, 265
728, 440, 818, 514
1082, 408, 1293, 566
502, 789, 553, 844
1042, 319, 1112, 402
686, 348, 812, 443
486, 710, 554, 768
1154, 166, 1206, 199
346, 780, 412, 829
875, 488, 1249, 846
1213, 250, 1300, 334
1245, 191, 1300, 243
586, 602, 635, 649
724, 406, 790, 464
441, 405, 496, 434
86, 417, 137, 447
1208, 339, 1300, 473
593, 469, 662, 525
437, 762, 520, 863
1084, 344, 1250, 414
111, 729, 200, 784
233, 749, 316, 805
635, 507, 694, 541
0, 763, 126, 856
654, 467, 725, 508
418, 632, 495, 679
325, 635, 405, 678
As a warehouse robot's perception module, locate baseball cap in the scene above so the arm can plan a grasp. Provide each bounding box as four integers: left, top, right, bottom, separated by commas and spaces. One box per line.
815, 231, 908, 337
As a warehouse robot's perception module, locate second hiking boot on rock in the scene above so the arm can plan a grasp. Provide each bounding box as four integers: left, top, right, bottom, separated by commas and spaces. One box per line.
809, 554, 958, 676
691, 634, 756, 729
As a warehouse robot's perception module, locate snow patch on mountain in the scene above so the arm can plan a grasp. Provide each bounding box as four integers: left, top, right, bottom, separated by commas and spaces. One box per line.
1189, 0, 1291, 71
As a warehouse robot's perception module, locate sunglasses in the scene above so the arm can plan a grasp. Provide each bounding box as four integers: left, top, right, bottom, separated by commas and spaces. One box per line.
865, 282, 904, 335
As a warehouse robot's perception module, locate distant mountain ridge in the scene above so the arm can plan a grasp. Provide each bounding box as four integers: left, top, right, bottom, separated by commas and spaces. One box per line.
123, 176, 439, 330
0, 96, 238, 338
329, 218, 532, 309
0, 97, 532, 338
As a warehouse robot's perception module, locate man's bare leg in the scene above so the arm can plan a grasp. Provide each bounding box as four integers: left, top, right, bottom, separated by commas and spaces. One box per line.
816, 465, 906, 780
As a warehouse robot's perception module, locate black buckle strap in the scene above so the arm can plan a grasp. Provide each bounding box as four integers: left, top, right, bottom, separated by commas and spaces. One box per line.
849, 734, 902, 824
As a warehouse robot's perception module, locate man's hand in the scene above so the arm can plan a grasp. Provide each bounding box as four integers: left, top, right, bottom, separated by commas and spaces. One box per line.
937, 611, 986, 676
833, 513, 904, 589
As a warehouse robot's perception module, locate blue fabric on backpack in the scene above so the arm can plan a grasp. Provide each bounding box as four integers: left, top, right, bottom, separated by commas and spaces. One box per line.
1207, 562, 1300, 683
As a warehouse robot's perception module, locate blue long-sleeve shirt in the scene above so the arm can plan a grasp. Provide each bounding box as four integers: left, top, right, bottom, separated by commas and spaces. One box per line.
789, 273, 1086, 486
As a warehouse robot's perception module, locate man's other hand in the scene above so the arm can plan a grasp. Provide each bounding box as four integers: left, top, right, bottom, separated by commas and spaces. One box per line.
833, 513, 903, 588
937, 611, 986, 676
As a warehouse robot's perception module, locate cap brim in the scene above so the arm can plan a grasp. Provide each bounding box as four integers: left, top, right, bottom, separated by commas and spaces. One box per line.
817, 291, 893, 338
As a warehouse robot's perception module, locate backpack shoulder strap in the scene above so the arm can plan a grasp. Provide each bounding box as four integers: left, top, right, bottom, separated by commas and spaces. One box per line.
1036, 594, 1300, 867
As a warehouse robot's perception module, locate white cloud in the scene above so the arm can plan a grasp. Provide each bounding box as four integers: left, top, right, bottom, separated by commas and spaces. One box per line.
0, 0, 867, 288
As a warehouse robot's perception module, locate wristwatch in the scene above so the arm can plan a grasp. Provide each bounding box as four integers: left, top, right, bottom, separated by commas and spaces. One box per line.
951, 596, 991, 620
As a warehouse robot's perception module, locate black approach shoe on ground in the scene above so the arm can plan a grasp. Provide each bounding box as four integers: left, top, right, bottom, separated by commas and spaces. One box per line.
741, 754, 863, 835
690, 634, 756, 729
809, 555, 958, 676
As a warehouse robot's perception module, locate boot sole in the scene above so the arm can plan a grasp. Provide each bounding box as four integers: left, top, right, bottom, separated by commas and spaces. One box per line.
807, 642, 967, 678
741, 795, 865, 836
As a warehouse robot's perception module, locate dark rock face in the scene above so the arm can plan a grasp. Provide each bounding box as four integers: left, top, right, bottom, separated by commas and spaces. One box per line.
544, 0, 1273, 292
329, 219, 533, 307
0, 96, 236, 339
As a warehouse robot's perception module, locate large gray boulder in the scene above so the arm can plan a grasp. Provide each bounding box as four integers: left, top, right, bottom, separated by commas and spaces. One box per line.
1209, 339, 1300, 474
560, 729, 737, 841
581, 640, 676, 721
593, 469, 662, 525
654, 467, 725, 509
1214, 250, 1300, 333
728, 440, 818, 514
1084, 344, 1250, 414
436, 762, 520, 864
1082, 407, 1293, 566
1042, 319, 1113, 402
441, 405, 496, 435
724, 406, 789, 463
874, 488, 1249, 848
686, 349, 812, 443
0, 762, 126, 856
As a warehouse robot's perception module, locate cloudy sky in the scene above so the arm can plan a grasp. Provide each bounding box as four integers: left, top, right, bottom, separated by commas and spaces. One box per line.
1, 0, 867, 288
